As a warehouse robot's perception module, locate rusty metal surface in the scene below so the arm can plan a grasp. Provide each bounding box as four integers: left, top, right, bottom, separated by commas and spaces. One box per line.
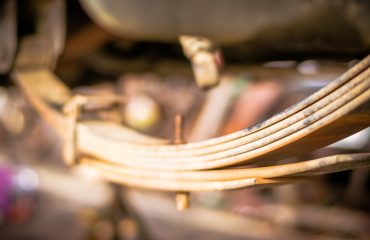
12, 55, 370, 171
80, 0, 370, 53
81, 153, 370, 191
11, 55, 370, 191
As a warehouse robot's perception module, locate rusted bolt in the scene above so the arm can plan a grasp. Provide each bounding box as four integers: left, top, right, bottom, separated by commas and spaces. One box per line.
173, 114, 190, 210
176, 192, 190, 211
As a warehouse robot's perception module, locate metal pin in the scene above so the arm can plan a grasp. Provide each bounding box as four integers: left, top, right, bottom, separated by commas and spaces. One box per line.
174, 114, 190, 210
176, 192, 190, 211
174, 114, 184, 145
62, 95, 126, 166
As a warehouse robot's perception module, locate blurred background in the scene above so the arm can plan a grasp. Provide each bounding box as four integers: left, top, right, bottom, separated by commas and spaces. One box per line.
0, 0, 370, 239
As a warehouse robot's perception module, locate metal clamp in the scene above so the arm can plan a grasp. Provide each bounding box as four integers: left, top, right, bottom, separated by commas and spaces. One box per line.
62, 94, 126, 166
